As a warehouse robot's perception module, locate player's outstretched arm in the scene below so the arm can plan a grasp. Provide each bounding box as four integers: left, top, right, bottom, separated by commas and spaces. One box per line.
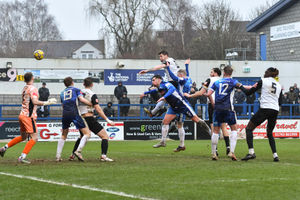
94, 104, 115, 126
32, 96, 57, 106
186, 87, 206, 98
239, 80, 262, 96
138, 64, 165, 74
78, 96, 92, 106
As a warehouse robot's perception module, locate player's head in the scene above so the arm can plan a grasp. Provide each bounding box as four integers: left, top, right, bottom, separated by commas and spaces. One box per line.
177, 69, 187, 77
84, 77, 93, 88
24, 72, 34, 84
151, 74, 162, 87
210, 68, 221, 77
64, 77, 74, 87
158, 50, 168, 62
264, 67, 279, 78
223, 66, 233, 77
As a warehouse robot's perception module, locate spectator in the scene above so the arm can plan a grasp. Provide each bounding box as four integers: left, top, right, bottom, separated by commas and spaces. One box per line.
191, 82, 198, 92
293, 83, 299, 100
103, 102, 114, 118
287, 87, 297, 104
281, 93, 290, 115
246, 93, 256, 115
198, 91, 207, 119
114, 81, 127, 101
188, 87, 198, 110
234, 88, 246, 115
38, 82, 50, 117
140, 93, 150, 116
119, 93, 130, 117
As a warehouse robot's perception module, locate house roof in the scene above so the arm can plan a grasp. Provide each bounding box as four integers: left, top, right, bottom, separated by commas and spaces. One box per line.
14, 40, 105, 58
247, 0, 297, 32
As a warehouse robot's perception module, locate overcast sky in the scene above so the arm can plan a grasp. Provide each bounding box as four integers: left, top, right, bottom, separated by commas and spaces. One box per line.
44, 0, 274, 40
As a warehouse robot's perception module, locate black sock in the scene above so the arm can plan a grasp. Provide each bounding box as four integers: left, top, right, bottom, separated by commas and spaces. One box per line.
224, 136, 230, 148
267, 131, 277, 153
246, 128, 254, 149
101, 139, 108, 155
72, 138, 81, 154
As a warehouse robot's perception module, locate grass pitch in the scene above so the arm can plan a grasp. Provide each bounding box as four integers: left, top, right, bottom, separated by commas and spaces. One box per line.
1, 139, 300, 200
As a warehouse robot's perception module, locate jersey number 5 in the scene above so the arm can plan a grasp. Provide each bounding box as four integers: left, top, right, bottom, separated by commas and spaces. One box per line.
219, 83, 229, 95
271, 82, 277, 94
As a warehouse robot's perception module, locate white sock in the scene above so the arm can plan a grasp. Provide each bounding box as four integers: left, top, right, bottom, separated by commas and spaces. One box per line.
76, 135, 89, 152
230, 131, 238, 153
211, 133, 219, 154
273, 152, 278, 158
56, 138, 65, 158
21, 153, 27, 159
151, 101, 165, 115
178, 127, 185, 147
161, 124, 169, 143
249, 148, 255, 154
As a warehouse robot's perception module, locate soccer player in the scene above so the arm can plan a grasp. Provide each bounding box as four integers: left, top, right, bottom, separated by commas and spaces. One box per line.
186, 68, 230, 156
140, 75, 210, 148
206, 66, 251, 161
165, 59, 192, 152
0, 72, 57, 164
56, 77, 92, 162
69, 77, 115, 162
240, 67, 282, 162
139, 50, 180, 117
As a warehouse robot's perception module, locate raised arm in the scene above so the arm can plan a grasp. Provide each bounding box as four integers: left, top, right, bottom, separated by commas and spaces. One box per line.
138, 64, 166, 74
239, 80, 262, 96
185, 58, 190, 76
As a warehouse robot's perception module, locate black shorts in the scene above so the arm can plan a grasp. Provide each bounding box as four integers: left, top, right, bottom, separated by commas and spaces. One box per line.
250, 108, 278, 131
84, 116, 104, 134
208, 103, 213, 124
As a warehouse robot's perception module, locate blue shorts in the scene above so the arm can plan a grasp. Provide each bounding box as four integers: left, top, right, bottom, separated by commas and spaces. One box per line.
166, 108, 186, 122
62, 114, 86, 130
213, 110, 237, 127
166, 101, 196, 120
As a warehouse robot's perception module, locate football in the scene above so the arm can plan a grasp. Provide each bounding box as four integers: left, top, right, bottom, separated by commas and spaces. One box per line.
33, 50, 44, 60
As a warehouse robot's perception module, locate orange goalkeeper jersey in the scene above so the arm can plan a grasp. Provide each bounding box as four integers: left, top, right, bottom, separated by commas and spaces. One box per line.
20, 84, 39, 119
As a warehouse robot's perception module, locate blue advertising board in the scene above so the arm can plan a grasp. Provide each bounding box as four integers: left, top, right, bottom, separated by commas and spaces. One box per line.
104, 69, 167, 85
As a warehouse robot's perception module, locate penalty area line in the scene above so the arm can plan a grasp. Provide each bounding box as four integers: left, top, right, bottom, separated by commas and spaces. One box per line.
0, 172, 158, 200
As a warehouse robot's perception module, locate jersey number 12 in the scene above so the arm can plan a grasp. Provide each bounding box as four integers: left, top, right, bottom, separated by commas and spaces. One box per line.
219, 83, 229, 95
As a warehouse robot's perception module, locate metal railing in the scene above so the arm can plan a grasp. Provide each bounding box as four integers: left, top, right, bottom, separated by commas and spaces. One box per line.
0, 103, 299, 121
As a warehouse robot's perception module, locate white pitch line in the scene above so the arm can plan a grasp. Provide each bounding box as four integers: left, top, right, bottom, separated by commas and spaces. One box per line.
0, 172, 158, 200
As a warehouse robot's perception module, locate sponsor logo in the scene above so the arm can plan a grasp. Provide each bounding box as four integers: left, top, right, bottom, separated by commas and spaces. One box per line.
140, 124, 161, 132
4, 126, 20, 133
40, 129, 59, 139
109, 133, 116, 139
107, 127, 119, 132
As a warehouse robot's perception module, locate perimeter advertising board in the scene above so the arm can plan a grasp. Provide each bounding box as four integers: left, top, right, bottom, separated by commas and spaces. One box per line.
37, 122, 124, 141
124, 120, 195, 140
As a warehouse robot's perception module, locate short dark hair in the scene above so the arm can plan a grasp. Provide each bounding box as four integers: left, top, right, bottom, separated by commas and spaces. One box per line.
213, 68, 221, 76
152, 74, 162, 80
223, 66, 233, 76
42, 82, 46, 85
264, 67, 279, 78
24, 72, 33, 83
84, 77, 93, 87
158, 50, 168, 56
64, 77, 73, 87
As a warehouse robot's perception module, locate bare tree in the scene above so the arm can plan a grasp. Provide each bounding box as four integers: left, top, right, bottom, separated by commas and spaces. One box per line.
158, 0, 195, 58
192, 0, 240, 60
89, 0, 160, 58
248, 0, 279, 20
0, 0, 62, 56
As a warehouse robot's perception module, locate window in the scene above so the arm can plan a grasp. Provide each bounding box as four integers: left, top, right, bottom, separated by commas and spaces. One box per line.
82, 54, 87, 59
88, 54, 93, 59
